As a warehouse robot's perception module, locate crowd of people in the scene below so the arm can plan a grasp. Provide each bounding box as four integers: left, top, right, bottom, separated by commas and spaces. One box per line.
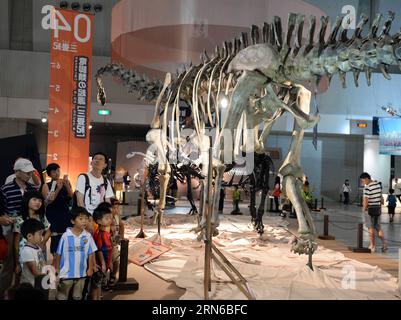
0, 152, 124, 300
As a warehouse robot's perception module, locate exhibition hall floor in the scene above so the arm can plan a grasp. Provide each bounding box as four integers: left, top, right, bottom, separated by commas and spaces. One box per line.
105, 200, 401, 300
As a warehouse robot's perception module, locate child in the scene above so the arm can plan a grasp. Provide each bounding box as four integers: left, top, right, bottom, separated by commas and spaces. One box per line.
90, 204, 113, 300
387, 189, 397, 223
109, 198, 125, 286
273, 176, 282, 213
231, 186, 242, 215
13, 191, 51, 280
19, 219, 46, 287
55, 207, 97, 300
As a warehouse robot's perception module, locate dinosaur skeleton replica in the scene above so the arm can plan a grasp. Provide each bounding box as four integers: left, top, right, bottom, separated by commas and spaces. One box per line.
96, 11, 401, 263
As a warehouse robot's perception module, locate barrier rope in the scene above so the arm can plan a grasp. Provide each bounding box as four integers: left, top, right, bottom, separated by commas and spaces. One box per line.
311, 209, 401, 244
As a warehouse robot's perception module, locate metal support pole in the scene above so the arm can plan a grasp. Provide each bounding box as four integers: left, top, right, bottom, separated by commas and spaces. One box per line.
318, 215, 335, 240
137, 194, 141, 216
204, 147, 213, 300
202, 147, 255, 300
269, 197, 274, 212
349, 223, 371, 253
157, 212, 161, 236
136, 167, 148, 238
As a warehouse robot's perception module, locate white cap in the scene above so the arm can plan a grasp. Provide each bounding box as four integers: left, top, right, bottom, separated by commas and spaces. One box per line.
13, 158, 35, 173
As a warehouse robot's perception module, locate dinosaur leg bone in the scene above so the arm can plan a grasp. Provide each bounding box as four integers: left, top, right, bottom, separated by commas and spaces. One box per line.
265, 84, 319, 130
279, 85, 317, 256
153, 163, 171, 226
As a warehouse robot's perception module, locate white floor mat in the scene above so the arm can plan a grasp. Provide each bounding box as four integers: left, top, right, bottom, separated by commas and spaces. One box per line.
124, 214, 401, 300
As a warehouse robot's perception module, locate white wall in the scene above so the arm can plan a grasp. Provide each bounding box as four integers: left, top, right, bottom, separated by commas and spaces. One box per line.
364, 137, 391, 192
265, 133, 365, 200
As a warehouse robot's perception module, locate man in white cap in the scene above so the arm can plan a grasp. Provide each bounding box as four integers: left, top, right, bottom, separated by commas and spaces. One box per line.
4, 157, 41, 189
0, 158, 38, 299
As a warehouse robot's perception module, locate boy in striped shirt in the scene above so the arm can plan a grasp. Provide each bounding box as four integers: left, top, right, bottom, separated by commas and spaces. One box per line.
55, 207, 97, 300
360, 172, 388, 252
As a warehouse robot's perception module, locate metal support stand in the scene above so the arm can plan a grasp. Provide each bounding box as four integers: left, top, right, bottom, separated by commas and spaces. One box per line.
137, 194, 142, 216
203, 148, 255, 300
113, 239, 139, 291
349, 223, 371, 253
148, 212, 166, 245
318, 215, 335, 240
136, 167, 147, 239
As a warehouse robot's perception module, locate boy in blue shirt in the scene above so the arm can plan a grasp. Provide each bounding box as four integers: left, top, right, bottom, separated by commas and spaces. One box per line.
387, 189, 397, 223
55, 207, 97, 300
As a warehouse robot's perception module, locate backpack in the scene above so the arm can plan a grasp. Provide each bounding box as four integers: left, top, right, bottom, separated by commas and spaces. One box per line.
72, 174, 108, 209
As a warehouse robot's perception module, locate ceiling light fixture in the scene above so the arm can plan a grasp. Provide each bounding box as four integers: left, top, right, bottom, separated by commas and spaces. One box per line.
94, 4, 103, 12
82, 3, 92, 11
71, 2, 80, 10
59, 1, 69, 9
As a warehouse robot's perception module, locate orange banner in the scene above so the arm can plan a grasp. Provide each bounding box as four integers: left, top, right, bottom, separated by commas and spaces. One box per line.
47, 8, 94, 187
